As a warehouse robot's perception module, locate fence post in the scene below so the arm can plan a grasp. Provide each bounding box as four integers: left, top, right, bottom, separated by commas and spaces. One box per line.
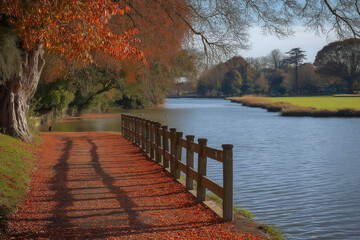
121, 115, 124, 136
186, 135, 195, 190
222, 144, 233, 221
155, 122, 162, 164
130, 117, 134, 141
124, 116, 127, 138
133, 117, 136, 143
124, 116, 129, 139
134, 118, 139, 145
145, 120, 150, 154
141, 119, 145, 150
137, 118, 142, 145
132, 117, 136, 142
175, 132, 183, 179
136, 118, 141, 147
127, 116, 130, 139
128, 117, 131, 140
169, 128, 176, 177
126, 116, 129, 138
151, 121, 155, 158
197, 138, 208, 203
162, 126, 169, 168
137, 118, 141, 146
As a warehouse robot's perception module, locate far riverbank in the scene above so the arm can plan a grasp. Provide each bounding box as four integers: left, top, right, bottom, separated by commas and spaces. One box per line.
167, 94, 225, 99
228, 95, 360, 117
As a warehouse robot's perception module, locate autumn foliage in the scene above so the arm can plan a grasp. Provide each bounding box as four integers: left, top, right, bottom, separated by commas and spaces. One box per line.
0, 0, 144, 63
119, 0, 189, 63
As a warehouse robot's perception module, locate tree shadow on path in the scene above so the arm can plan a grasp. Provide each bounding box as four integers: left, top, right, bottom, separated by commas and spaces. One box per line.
87, 138, 152, 231
47, 137, 74, 230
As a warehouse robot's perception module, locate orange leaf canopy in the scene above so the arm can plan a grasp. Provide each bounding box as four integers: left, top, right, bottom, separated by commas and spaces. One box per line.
0, 0, 144, 63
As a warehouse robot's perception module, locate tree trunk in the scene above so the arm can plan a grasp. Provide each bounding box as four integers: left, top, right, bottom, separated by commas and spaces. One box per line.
0, 44, 45, 142
347, 78, 354, 94
295, 65, 299, 95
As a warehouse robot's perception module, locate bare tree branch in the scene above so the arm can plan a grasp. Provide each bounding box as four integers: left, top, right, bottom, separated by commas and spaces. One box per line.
324, 0, 359, 37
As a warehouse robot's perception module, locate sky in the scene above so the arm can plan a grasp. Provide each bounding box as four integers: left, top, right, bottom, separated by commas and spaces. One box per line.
238, 26, 336, 63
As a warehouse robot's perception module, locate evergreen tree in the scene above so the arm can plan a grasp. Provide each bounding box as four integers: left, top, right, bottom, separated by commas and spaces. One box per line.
284, 48, 306, 94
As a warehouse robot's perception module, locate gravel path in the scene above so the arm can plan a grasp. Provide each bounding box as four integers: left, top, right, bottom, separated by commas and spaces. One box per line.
3, 132, 270, 239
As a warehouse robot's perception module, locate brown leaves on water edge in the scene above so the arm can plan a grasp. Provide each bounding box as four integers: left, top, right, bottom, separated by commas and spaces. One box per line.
3, 132, 271, 239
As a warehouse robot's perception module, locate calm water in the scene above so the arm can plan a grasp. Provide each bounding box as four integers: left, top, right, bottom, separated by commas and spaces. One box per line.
43, 98, 360, 240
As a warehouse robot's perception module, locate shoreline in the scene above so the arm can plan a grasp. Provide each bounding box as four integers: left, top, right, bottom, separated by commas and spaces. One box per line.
166, 95, 225, 99
228, 96, 360, 118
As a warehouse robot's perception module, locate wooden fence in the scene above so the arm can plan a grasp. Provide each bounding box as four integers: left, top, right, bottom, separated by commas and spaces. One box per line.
121, 114, 234, 221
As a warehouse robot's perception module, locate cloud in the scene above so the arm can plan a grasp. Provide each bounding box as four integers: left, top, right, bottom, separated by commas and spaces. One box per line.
238, 26, 335, 63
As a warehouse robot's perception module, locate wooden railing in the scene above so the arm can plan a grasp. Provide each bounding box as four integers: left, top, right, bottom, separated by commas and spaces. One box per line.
121, 114, 234, 221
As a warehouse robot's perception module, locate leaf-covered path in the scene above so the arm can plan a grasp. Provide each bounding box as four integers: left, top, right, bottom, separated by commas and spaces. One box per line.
4, 132, 270, 239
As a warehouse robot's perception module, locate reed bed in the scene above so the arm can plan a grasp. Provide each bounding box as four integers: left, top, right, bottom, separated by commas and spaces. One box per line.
333, 94, 360, 97
228, 96, 360, 117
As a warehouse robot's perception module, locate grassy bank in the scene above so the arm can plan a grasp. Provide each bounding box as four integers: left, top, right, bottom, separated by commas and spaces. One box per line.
228, 96, 360, 117
206, 193, 286, 240
0, 133, 38, 234
269, 96, 360, 110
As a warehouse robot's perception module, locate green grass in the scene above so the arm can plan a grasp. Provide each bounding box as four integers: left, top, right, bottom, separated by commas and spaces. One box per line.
0, 133, 38, 234
233, 206, 255, 221
206, 193, 222, 204
261, 225, 286, 240
206, 193, 255, 220
268, 96, 360, 110
229, 95, 360, 117
100, 131, 122, 135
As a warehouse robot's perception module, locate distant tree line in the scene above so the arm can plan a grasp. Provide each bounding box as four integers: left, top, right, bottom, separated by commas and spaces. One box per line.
195, 38, 360, 97
197, 56, 254, 96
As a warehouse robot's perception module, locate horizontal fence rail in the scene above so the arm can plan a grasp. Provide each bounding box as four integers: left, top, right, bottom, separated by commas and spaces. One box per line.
121, 114, 233, 221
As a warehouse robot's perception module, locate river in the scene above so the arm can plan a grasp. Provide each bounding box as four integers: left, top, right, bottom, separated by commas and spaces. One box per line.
42, 98, 360, 240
